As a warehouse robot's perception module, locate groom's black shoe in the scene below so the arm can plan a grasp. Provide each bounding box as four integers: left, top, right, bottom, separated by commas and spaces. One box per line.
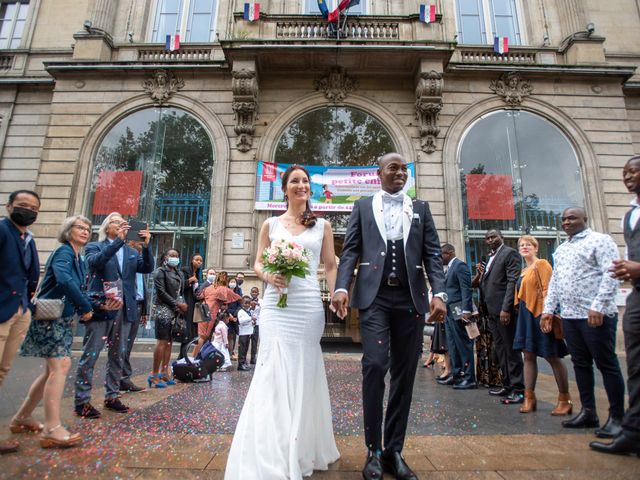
362, 449, 383, 480
381, 450, 418, 480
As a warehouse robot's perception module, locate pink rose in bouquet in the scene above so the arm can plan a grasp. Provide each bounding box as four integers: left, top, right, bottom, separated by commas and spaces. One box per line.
262, 239, 311, 308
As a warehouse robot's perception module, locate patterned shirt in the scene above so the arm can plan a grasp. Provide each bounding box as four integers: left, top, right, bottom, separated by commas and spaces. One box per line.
543, 228, 619, 318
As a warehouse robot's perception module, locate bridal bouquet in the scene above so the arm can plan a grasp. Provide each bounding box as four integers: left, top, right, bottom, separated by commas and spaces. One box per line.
262, 239, 311, 308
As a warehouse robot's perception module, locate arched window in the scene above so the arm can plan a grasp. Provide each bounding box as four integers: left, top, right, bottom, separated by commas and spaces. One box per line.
88, 107, 214, 264
275, 106, 395, 167
458, 110, 584, 262
275, 106, 397, 232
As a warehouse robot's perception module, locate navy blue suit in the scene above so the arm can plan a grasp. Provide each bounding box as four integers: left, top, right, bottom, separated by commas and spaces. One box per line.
75, 236, 154, 405
444, 257, 475, 382
0, 218, 39, 322
85, 237, 154, 322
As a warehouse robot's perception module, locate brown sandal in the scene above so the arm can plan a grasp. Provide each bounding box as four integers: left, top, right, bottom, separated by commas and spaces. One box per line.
10, 416, 44, 434
40, 425, 82, 449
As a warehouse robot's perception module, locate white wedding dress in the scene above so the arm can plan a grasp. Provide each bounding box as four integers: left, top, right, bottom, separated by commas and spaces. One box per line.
225, 217, 340, 480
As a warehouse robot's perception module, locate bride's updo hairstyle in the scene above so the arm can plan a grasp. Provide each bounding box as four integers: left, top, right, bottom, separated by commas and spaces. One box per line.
281, 164, 317, 228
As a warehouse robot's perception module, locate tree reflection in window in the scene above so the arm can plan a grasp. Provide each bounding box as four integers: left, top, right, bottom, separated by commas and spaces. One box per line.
458, 110, 585, 265
275, 107, 396, 166
89, 107, 214, 262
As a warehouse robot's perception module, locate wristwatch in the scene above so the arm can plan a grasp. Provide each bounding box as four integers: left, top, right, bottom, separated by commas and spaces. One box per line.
433, 292, 448, 303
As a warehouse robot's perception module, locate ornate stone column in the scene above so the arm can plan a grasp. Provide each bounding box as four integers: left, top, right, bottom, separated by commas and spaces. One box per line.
231, 60, 259, 153
87, 0, 119, 38
415, 70, 443, 154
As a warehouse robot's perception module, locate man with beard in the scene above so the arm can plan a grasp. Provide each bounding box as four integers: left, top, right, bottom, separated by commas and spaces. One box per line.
542, 207, 625, 439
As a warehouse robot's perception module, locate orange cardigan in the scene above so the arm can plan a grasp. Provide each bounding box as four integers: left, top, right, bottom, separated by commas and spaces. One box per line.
515, 259, 553, 318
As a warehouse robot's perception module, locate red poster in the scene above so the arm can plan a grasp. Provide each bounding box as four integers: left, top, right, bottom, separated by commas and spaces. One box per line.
92, 170, 143, 216
262, 161, 277, 182
466, 174, 515, 220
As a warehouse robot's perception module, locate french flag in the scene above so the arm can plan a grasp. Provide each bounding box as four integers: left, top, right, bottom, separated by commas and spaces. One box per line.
165, 34, 180, 52
244, 3, 260, 22
494, 36, 509, 54
419, 4, 436, 24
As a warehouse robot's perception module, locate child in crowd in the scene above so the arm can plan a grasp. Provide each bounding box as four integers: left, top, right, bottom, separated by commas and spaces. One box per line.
249, 287, 261, 365
237, 296, 254, 371
212, 303, 232, 371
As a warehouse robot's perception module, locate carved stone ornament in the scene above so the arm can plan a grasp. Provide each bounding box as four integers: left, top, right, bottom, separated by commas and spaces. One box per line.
415, 70, 443, 154
142, 70, 185, 105
232, 69, 259, 153
314, 66, 358, 103
489, 72, 533, 107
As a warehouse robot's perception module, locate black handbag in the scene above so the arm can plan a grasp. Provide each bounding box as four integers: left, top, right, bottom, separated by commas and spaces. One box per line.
193, 301, 211, 323
171, 313, 188, 342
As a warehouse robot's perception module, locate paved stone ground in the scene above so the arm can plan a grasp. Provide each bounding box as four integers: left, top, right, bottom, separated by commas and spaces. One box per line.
0, 352, 637, 479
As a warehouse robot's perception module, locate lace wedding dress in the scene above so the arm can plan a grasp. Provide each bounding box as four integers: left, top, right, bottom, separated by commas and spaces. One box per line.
224, 217, 340, 479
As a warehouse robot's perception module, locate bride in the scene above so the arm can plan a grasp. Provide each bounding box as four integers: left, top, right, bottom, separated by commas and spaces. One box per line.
225, 165, 340, 479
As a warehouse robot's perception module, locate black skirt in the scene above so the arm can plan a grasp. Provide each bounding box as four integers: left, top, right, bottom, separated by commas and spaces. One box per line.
430, 322, 447, 354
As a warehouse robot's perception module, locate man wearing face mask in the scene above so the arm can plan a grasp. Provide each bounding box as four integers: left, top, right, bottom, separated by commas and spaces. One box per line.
0, 190, 40, 454
74, 212, 153, 419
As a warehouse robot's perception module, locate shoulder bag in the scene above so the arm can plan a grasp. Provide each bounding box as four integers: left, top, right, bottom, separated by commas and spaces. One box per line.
32, 248, 65, 321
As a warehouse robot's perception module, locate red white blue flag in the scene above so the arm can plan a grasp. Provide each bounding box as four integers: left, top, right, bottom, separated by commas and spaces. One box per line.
326, 0, 360, 23
165, 34, 180, 51
494, 36, 509, 54
419, 4, 436, 23
244, 3, 260, 22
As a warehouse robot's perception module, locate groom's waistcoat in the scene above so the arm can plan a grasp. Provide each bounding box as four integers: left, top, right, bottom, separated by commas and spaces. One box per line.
381, 239, 408, 288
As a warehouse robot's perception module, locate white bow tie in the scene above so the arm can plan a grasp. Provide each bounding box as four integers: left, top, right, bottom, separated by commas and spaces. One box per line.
382, 191, 405, 204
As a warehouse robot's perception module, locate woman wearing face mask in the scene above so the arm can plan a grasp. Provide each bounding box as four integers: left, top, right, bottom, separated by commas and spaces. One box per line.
226, 275, 243, 359
193, 271, 240, 358
178, 253, 203, 360
150, 249, 187, 387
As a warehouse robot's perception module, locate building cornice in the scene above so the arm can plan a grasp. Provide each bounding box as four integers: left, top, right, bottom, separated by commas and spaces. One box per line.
43, 61, 229, 77
447, 63, 636, 79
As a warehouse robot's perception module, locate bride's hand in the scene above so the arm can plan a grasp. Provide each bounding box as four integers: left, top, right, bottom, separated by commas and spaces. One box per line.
266, 272, 288, 289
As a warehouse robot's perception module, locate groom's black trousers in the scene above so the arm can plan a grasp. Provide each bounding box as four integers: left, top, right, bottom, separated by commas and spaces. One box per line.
359, 284, 424, 453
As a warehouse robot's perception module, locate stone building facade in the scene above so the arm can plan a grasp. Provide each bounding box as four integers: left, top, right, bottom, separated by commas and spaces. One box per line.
0, 1, 639, 339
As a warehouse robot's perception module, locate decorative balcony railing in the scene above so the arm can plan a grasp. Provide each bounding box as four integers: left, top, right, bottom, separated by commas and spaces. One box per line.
276, 20, 399, 40
137, 47, 214, 62
451, 46, 556, 65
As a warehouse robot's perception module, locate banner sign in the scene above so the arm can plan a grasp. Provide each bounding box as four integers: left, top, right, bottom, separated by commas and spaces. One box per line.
255, 161, 416, 212
92, 170, 143, 216
465, 174, 515, 220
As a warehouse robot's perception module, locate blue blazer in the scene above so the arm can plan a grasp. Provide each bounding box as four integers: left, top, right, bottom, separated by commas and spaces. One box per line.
445, 258, 473, 317
85, 237, 154, 322
0, 218, 39, 323
38, 242, 93, 317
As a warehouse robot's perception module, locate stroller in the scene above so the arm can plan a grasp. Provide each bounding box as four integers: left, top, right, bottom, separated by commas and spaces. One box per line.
171, 336, 225, 383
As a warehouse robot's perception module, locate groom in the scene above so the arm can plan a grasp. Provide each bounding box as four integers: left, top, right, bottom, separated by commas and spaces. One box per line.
332, 153, 447, 480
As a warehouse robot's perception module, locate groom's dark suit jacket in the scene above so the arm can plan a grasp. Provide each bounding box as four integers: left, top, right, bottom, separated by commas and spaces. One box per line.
336, 194, 446, 314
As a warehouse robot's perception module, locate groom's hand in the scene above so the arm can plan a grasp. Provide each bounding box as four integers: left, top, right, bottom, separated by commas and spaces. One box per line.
331, 292, 349, 320
430, 297, 447, 323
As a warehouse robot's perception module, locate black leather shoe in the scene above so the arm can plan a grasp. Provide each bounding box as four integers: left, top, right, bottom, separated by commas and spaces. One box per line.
362, 449, 383, 480
104, 397, 130, 413
489, 386, 510, 396
381, 451, 418, 480
590, 432, 640, 456
453, 379, 478, 390
238, 364, 251, 371
437, 375, 455, 386
562, 409, 599, 429
119, 381, 145, 393
501, 391, 524, 404
595, 415, 623, 439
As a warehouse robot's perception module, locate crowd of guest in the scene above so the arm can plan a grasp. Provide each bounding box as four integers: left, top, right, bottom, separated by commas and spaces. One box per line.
1, 155, 639, 459
0, 193, 261, 453
426, 198, 638, 456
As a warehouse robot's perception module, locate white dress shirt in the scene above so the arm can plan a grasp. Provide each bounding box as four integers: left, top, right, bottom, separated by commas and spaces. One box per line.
543, 228, 619, 318
238, 308, 254, 336
382, 191, 404, 241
